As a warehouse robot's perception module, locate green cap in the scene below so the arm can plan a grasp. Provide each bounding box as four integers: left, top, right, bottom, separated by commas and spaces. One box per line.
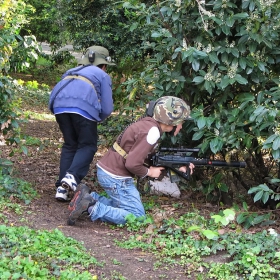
78, 46, 116, 66
153, 96, 191, 126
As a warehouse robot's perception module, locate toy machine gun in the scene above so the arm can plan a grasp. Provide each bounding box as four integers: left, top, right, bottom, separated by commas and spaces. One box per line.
150, 147, 247, 183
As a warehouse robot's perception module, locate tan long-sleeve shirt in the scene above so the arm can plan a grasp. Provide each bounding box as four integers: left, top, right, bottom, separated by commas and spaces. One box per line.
97, 117, 162, 178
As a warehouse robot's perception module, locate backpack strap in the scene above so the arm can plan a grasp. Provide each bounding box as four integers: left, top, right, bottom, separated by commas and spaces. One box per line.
112, 142, 128, 159
49, 65, 97, 113
63, 75, 96, 91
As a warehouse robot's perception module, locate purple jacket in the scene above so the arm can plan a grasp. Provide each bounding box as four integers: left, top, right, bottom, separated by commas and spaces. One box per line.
49, 65, 113, 121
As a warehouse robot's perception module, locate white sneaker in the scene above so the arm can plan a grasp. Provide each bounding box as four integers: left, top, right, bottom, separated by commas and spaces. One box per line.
55, 186, 69, 201
61, 173, 77, 191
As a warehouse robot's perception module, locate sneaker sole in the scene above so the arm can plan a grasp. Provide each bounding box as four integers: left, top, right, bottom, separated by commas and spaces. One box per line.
56, 196, 69, 202
55, 188, 70, 202
68, 185, 90, 225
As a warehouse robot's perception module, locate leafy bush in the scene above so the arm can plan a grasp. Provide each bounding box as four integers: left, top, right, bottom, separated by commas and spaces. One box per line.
119, 0, 280, 205
98, 110, 144, 146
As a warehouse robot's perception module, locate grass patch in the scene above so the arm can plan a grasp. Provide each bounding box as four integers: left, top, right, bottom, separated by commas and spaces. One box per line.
0, 225, 101, 279
23, 111, 55, 121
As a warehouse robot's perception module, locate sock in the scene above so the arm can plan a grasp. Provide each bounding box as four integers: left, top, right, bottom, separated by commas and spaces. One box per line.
88, 201, 96, 216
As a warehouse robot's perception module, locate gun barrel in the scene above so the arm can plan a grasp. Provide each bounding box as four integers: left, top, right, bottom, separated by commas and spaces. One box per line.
206, 160, 246, 168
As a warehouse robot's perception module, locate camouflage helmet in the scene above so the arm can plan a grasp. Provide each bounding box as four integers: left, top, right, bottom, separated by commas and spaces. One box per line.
152, 96, 191, 126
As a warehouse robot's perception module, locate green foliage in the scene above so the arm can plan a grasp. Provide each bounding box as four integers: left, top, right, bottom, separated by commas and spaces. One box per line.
117, 209, 280, 279
0, 225, 100, 279
235, 202, 273, 229
0, 0, 43, 149
0, 168, 37, 205
248, 182, 280, 206
14, 79, 50, 109
50, 51, 77, 66
0, 77, 23, 144
0, 158, 36, 222
1, 77, 51, 153
9, 35, 41, 72
1, 0, 41, 73
98, 110, 144, 146
119, 0, 280, 200
23, 0, 65, 46
211, 208, 235, 226
122, 213, 153, 232
201, 172, 229, 203
0, 157, 13, 175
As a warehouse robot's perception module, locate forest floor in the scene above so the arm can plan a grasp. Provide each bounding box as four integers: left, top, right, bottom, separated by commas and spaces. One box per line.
3, 66, 280, 279
1, 106, 250, 279
1, 112, 205, 279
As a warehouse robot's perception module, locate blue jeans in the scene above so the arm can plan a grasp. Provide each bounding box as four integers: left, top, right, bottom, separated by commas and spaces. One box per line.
88, 166, 146, 225
55, 113, 97, 187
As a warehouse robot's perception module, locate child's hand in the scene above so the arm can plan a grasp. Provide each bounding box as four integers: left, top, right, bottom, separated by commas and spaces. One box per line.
179, 163, 195, 175
148, 166, 165, 178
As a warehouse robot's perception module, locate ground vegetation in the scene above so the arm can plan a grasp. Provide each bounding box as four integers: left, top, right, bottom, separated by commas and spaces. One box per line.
0, 0, 280, 278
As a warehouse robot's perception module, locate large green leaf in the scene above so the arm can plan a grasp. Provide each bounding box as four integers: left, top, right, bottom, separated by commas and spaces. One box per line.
272, 136, 280, 150
253, 190, 264, 202
197, 116, 206, 129
237, 93, 254, 102
263, 134, 277, 145
192, 60, 200, 71
210, 138, 223, 153
201, 230, 219, 240
235, 74, 248, 85
193, 76, 204, 84
233, 13, 249, 19
238, 35, 249, 44
192, 130, 204, 141
220, 76, 230, 89
208, 52, 220, 63
272, 149, 280, 160
239, 57, 247, 69
226, 17, 235, 27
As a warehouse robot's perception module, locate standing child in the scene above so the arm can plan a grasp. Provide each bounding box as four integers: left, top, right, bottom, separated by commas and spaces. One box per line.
49, 46, 115, 201
67, 96, 193, 225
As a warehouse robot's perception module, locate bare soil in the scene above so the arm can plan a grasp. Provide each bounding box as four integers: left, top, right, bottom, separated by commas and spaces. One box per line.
2, 115, 280, 280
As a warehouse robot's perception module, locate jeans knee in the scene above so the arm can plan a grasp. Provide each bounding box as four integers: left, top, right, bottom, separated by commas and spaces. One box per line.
131, 207, 146, 218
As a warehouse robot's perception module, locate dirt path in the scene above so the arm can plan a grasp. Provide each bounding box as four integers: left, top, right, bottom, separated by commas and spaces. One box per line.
3, 118, 194, 279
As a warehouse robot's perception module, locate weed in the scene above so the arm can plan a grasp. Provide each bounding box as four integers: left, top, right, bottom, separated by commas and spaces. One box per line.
116, 208, 280, 279
0, 225, 101, 279
111, 258, 123, 265
0, 169, 37, 204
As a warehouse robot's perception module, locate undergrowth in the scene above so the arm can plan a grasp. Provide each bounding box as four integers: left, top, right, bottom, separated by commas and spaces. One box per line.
115, 211, 280, 279
2, 55, 279, 280
0, 161, 101, 279
0, 225, 101, 279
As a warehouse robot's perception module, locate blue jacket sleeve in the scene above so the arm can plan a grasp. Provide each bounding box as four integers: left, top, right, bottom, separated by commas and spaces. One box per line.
99, 75, 114, 121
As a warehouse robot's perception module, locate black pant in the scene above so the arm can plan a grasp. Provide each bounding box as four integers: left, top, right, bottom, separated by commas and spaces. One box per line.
55, 113, 97, 188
